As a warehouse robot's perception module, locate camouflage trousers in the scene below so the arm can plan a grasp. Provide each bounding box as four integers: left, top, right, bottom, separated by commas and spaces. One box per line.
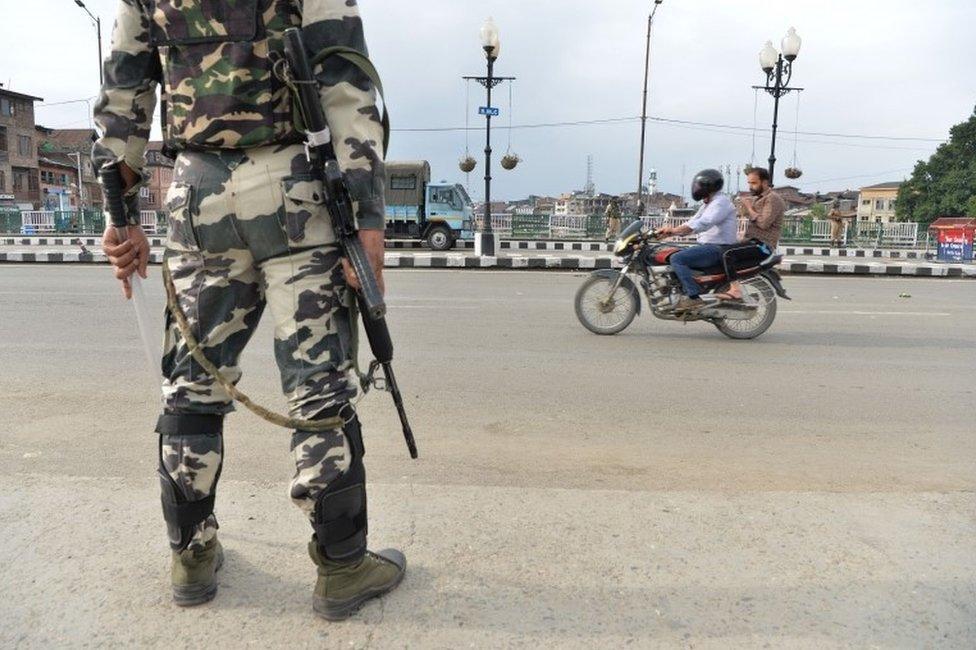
158, 143, 360, 550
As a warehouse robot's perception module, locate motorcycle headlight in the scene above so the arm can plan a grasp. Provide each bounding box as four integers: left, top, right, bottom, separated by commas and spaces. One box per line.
614, 235, 636, 256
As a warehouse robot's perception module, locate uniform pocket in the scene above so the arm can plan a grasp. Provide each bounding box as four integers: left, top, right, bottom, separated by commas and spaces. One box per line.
165, 182, 199, 251
149, 0, 258, 46
279, 176, 335, 247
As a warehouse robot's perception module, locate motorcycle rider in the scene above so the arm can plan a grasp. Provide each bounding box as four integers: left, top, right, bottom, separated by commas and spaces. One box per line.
657, 169, 738, 312
724, 166, 786, 300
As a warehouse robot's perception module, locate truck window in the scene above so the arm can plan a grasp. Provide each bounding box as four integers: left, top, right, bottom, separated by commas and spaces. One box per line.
390, 175, 416, 190
431, 187, 454, 205
449, 190, 463, 210
455, 184, 472, 207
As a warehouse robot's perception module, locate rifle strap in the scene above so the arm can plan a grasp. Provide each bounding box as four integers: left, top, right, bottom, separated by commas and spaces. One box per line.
161, 262, 346, 432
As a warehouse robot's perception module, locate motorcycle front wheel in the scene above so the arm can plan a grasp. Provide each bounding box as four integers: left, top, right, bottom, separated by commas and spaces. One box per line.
575, 274, 639, 335
713, 275, 778, 340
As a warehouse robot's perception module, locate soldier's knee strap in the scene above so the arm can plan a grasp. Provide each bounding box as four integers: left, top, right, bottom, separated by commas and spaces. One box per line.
156, 413, 225, 542
313, 415, 368, 561
155, 413, 224, 437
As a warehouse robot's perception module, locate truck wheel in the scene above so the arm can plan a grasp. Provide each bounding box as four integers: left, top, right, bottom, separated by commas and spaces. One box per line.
426, 226, 454, 251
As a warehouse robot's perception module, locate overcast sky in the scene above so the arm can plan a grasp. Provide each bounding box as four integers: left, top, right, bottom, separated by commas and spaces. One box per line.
3, 0, 974, 200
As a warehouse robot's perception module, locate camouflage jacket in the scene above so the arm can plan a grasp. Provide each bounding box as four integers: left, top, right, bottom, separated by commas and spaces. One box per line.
92, 0, 387, 229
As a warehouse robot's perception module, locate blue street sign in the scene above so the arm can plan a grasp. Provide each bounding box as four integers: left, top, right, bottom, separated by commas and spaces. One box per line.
478, 106, 500, 117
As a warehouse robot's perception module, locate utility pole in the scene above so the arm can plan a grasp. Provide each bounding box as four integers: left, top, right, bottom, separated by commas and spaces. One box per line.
74, 0, 103, 86
636, 1, 664, 216
68, 152, 86, 209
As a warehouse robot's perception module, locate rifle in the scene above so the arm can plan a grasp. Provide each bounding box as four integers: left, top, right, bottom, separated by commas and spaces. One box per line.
282, 27, 418, 460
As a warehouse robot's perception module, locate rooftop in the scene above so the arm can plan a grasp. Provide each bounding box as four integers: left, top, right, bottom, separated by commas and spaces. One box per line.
861, 182, 902, 190
0, 85, 44, 102
39, 153, 80, 170
38, 128, 97, 152
928, 217, 976, 230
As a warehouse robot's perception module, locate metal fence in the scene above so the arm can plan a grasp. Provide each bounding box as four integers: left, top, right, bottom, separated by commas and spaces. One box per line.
1, 209, 164, 236
0, 209, 924, 248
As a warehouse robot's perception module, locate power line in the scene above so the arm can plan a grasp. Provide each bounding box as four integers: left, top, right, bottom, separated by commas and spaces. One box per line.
392, 114, 946, 144
802, 168, 913, 185
648, 116, 945, 142
394, 116, 638, 132
35, 96, 97, 109
652, 120, 936, 152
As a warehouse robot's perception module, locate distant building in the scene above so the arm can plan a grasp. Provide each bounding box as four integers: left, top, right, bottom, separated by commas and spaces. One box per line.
142, 142, 175, 212
818, 190, 859, 214
38, 151, 81, 211
532, 196, 557, 215
36, 128, 103, 208
620, 191, 685, 215
0, 84, 43, 209
857, 182, 901, 223
554, 191, 617, 216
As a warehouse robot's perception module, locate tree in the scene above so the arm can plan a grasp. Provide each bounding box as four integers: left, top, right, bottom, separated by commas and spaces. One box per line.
809, 203, 827, 219
896, 105, 976, 224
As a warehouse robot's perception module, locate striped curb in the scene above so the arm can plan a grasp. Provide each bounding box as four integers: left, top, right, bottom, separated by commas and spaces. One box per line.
1, 236, 168, 248
2, 250, 973, 277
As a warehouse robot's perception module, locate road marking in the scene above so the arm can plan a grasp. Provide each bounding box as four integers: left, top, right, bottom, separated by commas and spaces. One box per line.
781, 310, 951, 316
392, 305, 478, 310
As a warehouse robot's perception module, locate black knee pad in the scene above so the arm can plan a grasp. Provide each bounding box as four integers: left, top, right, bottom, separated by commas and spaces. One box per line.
312, 415, 368, 562
155, 413, 224, 551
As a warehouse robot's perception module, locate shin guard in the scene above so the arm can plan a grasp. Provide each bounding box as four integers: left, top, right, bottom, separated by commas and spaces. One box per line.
155, 413, 224, 551
312, 415, 367, 562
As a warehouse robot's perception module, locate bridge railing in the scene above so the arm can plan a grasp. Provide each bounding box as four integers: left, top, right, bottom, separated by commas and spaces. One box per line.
0, 209, 925, 248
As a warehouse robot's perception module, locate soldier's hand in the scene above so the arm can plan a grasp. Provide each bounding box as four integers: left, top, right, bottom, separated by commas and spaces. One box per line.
102, 224, 150, 300
342, 229, 386, 296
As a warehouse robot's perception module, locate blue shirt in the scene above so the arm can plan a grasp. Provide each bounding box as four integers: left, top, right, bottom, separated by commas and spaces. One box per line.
686, 194, 738, 245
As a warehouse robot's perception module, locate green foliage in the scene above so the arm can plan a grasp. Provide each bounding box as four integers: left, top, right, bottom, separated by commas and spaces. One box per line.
809, 203, 827, 219
896, 105, 976, 224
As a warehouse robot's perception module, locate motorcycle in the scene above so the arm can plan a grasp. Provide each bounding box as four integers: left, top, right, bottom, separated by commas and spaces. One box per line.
574, 221, 790, 339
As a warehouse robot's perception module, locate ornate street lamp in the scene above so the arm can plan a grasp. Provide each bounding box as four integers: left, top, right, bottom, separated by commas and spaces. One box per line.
463, 18, 515, 256
753, 27, 803, 185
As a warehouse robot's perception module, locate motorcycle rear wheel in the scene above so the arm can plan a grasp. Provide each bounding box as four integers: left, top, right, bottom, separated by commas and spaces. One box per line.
713, 276, 777, 340
575, 275, 638, 335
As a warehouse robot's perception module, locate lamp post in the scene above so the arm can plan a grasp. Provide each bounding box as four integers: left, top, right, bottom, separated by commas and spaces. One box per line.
463, 18, 515, 256
753, 27, 802, 185
68, 151, 86, 209
636, 0, 664, 215
74, 0, 103, 86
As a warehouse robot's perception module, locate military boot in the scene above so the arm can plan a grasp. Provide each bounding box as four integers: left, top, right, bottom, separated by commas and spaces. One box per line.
171, 537, 224, 606
308, 540, 406, 621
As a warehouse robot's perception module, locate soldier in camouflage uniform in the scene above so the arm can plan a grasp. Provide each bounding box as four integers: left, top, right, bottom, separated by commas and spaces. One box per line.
93, 0, 404, 619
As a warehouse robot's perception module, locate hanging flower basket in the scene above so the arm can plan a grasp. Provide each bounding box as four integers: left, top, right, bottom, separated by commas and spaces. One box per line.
459, 156, 477, 173
501, 154, 521, 170
784, 167, 803, 180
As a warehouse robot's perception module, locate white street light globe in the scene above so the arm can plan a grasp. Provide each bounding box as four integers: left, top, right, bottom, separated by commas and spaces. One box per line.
759, 41, 779, 72
782, 27, 802, 61
480, 17, 501, 59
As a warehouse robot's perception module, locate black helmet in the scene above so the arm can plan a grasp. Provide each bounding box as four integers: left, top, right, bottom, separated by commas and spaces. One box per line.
691, 169, 724, 201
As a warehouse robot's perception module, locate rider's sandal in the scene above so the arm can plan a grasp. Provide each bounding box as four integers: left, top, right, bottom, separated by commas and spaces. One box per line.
714, 292, 742, 302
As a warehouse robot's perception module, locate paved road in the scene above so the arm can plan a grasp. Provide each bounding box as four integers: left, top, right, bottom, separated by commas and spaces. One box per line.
2, 266, 974, 648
